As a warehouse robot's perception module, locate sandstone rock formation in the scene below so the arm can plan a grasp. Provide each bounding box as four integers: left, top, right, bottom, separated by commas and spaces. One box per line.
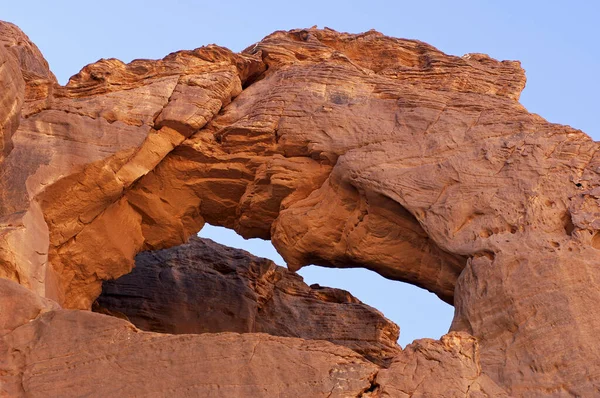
375, 333, 508, 397
96, 236, 401, 366
1, 20, 600, 397
1, 277, 505, 397
0, 278, 381, 397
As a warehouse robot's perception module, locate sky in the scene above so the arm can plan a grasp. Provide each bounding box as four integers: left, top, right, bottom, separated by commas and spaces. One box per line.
3, 1, 598, 347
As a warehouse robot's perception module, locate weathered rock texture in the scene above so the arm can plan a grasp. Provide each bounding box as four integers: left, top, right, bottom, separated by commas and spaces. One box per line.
1, 278, 504, 397
1, 20, 600, 396
96, 236, 400, 366
374, 333, 508, 397
0, 279, 381, 398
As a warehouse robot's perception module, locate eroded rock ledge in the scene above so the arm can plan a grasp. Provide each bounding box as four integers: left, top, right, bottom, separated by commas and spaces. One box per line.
96, 236, 401, 367
1, 21, 600, 396
1, 279, 504, 397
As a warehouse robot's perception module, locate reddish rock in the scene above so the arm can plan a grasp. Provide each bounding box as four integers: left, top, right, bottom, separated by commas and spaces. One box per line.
96, 236, 400, 366
452, 243, 600, 397
0, 275, 58, 336
0, 279, 380, 398
1, 21, 599, 396
374, 333, 507, 397
0, 37, 24, 161
0, 22, 56, 84
0, 20, 265, 306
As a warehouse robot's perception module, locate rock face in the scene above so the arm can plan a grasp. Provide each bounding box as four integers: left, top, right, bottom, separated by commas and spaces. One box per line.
375, 333, 508, 397
96, 236, 401, 366
0, 21, 55, 162
0, 279, 380, 398
0, 43, 23, 162
1, 278, 503, 397
1, 21, 600, 396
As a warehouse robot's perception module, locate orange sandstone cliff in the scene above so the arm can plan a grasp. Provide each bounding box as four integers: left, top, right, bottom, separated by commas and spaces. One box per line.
1, 21, 599, 397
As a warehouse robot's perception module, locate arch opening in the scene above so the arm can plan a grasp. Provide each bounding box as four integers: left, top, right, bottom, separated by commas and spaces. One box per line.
95, 224, 454, 353
199, 225, 454, 348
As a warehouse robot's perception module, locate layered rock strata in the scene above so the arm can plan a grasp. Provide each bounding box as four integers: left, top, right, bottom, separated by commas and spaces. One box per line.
0, 279, 380, 398
1, 20, 599, 396
1, 278, 504, 397
96, 236, 401, 366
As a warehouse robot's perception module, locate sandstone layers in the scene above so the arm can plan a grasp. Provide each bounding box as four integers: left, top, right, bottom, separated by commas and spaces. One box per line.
96, 236, 401, 366
1, 20, 600, 397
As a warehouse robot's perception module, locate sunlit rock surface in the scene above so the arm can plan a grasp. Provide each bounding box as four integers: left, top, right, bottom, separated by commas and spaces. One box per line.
1, 21, 600, 396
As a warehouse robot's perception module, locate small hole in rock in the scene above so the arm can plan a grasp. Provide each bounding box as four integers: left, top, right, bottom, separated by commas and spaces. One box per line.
563, 212, 575, 236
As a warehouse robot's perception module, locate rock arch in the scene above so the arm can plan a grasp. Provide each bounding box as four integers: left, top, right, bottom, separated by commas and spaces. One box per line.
2, 23, 600, 396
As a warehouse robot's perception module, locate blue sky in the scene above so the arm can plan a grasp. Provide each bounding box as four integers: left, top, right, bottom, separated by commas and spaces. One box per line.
3, 1, 598, 347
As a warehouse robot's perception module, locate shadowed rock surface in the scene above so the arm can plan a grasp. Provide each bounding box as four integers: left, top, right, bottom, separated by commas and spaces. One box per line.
96, 236, 401, 366
1, 20, 600, 396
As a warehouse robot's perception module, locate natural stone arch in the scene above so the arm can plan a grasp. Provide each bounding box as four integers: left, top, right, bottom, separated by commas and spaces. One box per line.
2, 22, 600, 396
